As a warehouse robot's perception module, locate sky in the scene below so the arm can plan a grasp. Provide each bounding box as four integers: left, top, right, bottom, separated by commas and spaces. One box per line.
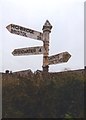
0, 0, 85, 72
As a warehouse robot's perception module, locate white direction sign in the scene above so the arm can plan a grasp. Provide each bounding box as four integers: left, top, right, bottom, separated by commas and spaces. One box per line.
6, 24, 43, 41
12, 46, 43, 56
48, 52, 71, 65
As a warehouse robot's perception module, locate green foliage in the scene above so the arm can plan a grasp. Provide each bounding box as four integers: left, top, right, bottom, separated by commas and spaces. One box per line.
64, 113, 73, 119
2, 70, 84, 118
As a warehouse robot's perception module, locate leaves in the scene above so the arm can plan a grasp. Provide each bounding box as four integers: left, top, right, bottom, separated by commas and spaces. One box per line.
2, 71, 84, 118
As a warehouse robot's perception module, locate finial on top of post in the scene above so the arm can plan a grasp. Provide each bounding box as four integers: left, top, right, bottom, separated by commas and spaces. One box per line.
42, 20, 52, 32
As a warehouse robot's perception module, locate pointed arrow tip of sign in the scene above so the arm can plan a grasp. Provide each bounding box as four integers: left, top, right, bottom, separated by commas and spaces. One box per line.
68, 53, 71, 58
6, 25, 9, 29
65, 51, 71, 58
6, 24, 11, 31
12, 51, 15, 56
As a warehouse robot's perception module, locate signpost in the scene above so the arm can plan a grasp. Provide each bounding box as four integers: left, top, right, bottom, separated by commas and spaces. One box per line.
48, 52, 71, 65
42, 20, 52, 72
6, 20, 71, 72
12, 46, 43, 56
6, 24, 43, 41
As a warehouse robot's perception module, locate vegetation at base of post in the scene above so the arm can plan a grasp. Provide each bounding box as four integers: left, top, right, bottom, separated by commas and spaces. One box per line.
2, 69, 85, 118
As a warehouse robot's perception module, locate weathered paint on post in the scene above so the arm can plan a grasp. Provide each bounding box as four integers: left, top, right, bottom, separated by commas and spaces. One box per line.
6, 24, 43, 41
42, 20, 52, 72
48, 52, 71, 65
12, 46, 43, 56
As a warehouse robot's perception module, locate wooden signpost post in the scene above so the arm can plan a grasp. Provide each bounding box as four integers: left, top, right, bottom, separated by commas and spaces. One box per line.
6, 20, 71, 72
42, 20, 52, 72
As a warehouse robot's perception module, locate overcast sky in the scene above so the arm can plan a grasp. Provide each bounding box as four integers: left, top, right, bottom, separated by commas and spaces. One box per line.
0, 0, 85, 72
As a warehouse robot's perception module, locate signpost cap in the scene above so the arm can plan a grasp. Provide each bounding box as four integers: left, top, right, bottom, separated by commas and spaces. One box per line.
42, 20, 52, 32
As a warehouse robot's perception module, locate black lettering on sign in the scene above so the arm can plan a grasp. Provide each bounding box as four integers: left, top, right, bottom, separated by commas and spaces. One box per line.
11, 29, 14, 33
37, 36, 41, 40
33, 48, 36, 52
25, 49, 28, 53
26, 29, 34, 34
15, 25, 20, 29
20, 51, 22, 54
11, 29, 19, 35
20, 27, 26, 32
37, 33, 42, 40
11, 25, 35, 34
11, 24, 15, 29
23, 32, 27, 37
24, 49, 28, 53
26, 29, 29, 32
14, 49, 20, 54
20, 26, 24, 31
11, 24, 20, 30
21, 48, 36, 53
39, 48, 41, 52
20, 31, 27, 37
16, 30, 19, 35
26, 50, 28, 53
19, 50, 22, 54
11, 29, 27, 37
